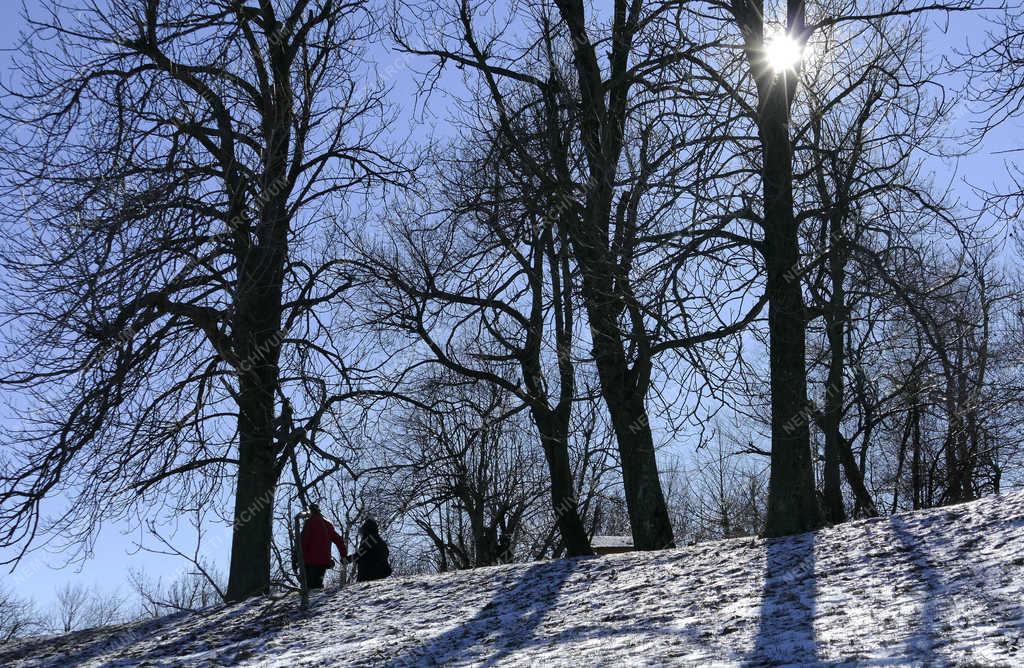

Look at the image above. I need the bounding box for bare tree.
[0,0,402,601]
[352,78,603,555]
[793,13,963,521]
[45,583,124,635]
[896,247,1024,503]
[129,563,224,618]
[392,376,549,569]
[968,5,1024,124]
[391,0,771,550]
[0,586,39,644]
[655,0,972,536]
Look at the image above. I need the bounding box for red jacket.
[301,514,347,566]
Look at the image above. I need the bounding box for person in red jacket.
[298,502,347,589]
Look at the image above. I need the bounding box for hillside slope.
[3,492,1023,667]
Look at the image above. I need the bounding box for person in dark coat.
[299,502,347,589]
[350,518,392,582]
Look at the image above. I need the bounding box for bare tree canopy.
[0,0,1023,616]
[0,0,404,600]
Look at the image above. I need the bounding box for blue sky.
[0,0,1021,615]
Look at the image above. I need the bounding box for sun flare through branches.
[764,32,803,72]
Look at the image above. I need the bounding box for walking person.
[350,518,392,582]
[297,502,348,589]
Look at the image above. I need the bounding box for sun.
[764,33,803,72]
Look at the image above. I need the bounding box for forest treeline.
[1,0,1023,611]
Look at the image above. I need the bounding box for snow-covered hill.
[3,492,1023,667]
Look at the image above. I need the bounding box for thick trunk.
[763,242,820,536]
[944,435,965,503]
[467,502,491,567]
[736,0,822,538]
[759,71,822,538]
[226,214,287,600]
[945,428,971,504]
[822,349,846,523]
[604,390,675,550]
[965,409,980,500]
[527,218,593,558]
[944,345,974,504]
[535,412,594,557]
[911,396,923,510]
[226,375,279,601]
[564,208,674,550]
[549,0,674,551]
[943,380,970,504]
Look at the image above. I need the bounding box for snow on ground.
[2,492,1023,667]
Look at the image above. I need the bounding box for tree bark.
[822,215,847,524]
[552,0,675,551]
[737,0,823,537]
[834,429,878,517]
[943,360,971,504]
[225,271,285,600]
[583,298,674,549]
[225,166,289,600]
[911,393,923,510]
[226,391,279,600]
[762,204,820,536]
[609,394,675,550]
[534,413,594,557]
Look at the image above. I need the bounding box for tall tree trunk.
[822,216,847,524]
[584,302,675,549]
[945,334,979,504]
[956,370,976,503]
[467,498,491,567]
[552,0,675,551]
[608,393,675,550]
[943,364,969,504]
[965,408,980,500]
[891,411,912,513]
[525,217,594,558]
[535,413,594,557]
[226,356,281,601]
[762,207,820,536]
[556,173,675,552]
[739,0,823,537]
[822,357,846,522]
[226,198,288,600]
[225,46,294,597]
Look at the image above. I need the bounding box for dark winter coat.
[353,534,392,582]
[301,514,347,567]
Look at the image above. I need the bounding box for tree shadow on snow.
[748,532,818,666]
[885,511,1024,659]
[117,596,297,665]
[885,508,1024,662]
[383,559,581,667]
[384,556,710,667]
[886,514,944,661]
